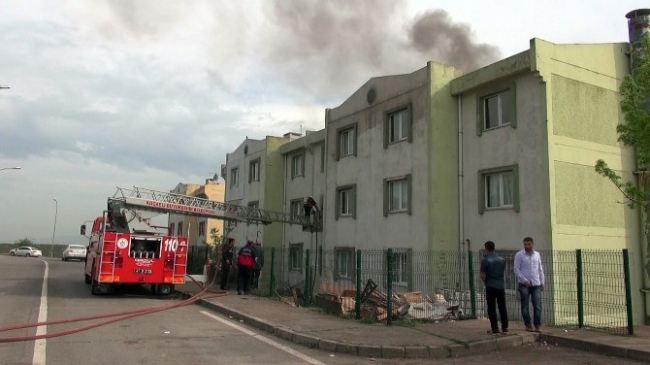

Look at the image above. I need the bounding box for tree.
[595,37,650,280]
[13,238,34,246]
[207,227,225,263]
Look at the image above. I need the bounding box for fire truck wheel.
[155,284,173,295]
[84,273,91,284]
[90,263,100,295]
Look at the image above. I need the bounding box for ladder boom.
[112,186,320,229]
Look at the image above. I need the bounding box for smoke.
[408,10,501,73]
[261,0,501,101]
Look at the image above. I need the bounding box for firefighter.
[236,240,256,295]
[220,238,235,290]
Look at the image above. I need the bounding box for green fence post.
[355,250,362,320]
[468,251,476,319]
[304,249,311,307]
[269,247,276,297]
[576,249,584,328]
[623,249,634,335]
[386,248,393,326]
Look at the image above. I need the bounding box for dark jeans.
[486,287,508,331]
[237,266,253,294]
[219,264,231,290]
[518,284,542,327]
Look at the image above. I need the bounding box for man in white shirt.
[514,236,545,333]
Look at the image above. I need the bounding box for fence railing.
[257,247,634,335]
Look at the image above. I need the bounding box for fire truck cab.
[82,199,187,295]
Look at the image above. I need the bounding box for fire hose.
[0,267,226,343]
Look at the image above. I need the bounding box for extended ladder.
[111,186,322,231]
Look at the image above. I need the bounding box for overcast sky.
[0,0,647,246]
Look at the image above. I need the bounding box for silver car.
[62,244,87,261]
[9,246,43,257]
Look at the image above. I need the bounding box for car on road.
[9,246,43,257]
[62,244,87,261]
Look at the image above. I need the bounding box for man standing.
[219,238,235,290]
[236,240,257,295]
[252,241,264,289]
[480,241,508,334]
[514,236,545,333]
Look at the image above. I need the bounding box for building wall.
[195,180,226,245]
[169,183,202,245]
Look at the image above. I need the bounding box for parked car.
[62,244,87,261]
[9,246,43,257]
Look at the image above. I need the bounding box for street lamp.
[51,198,58,258]
[0,166,21,172]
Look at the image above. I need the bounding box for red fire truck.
[81,186,321,295]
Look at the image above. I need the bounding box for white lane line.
[200,310,326,365]
[32,259,49,365]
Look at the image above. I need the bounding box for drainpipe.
[282,152,288,282]
[458,94,466,291]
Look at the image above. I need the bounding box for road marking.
[200,311,326,365]
[32,259,49,365]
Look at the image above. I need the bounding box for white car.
[9,246,43,257]
[62,244,87,261]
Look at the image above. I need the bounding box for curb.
[185,292,537,359]
[538,333,650,363]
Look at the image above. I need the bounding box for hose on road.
[0,268,227,343]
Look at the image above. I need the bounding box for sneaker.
[525,325,535,332]
[487,329,500,334]
[534,327,543,333]
[502,328,509,333]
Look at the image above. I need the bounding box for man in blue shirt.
[480,240,508,334]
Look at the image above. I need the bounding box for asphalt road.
[0,255,645,365]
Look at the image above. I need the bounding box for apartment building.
[193,179,226,246]
[168,180,225,247]
[223,133,302,251]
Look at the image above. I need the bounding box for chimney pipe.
[626,9,650,71]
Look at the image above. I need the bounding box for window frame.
[177,222,183,236]
[334,247,356,281]
[289,198,303,219]
[249,159,260,183]
[476,83,517,135]
[289,243,303,272]
[230,168,239,188]
[384,104,413,148]
[169,223,175,236]
[478,165,520,214]
[198,221,206,237]
[336,123,358,160]
[383,174,412,216]
[335,184,357,219]
[390,249,413,289]
[291,153,305,179]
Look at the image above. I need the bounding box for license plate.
[134,269,153,275]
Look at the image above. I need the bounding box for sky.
[0,0,647,246]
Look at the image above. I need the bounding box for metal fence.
[259,247,633,335]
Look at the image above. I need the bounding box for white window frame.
[335,247,355,280]
[289,199,302,219]
[230,168,239,188]
[339,128,355,157]
[291,154,304,178]
[289,243,303,272]
[392,251,409,286]
[337,186,355,218]
[388,108,410,143]
[483,91,512,130]
[388,179,409,212]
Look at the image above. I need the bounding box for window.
[479,165,519,214]
[198,222,206,237]
[169,223,175,236]
[335,184,356,219]
[249,159,260,183]
[247,201,260,223]
[391,250,412,287]
[383,175,412,215]
[477,84,516,134]
[334,247,355,280]
[248,201,259,209]
[291,154,304,179]
[230,168,239,188]
[289,199,303,219]
[384,105,412,147]
[289,243,303,272]
[177,222,183,236]
[337,124,357,159]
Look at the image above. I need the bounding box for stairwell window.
[291,153,305,179]
[249,159,260,183]
[230,168,239,188]
[384,104,412,147]
[479,165,520,213]
[477,84,516,135]
[334,247,355,281]
[336,184,356,219]
[337,124,357,159]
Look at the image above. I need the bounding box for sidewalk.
[176,283,650,361]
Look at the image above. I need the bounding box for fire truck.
[81,186,321,295]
